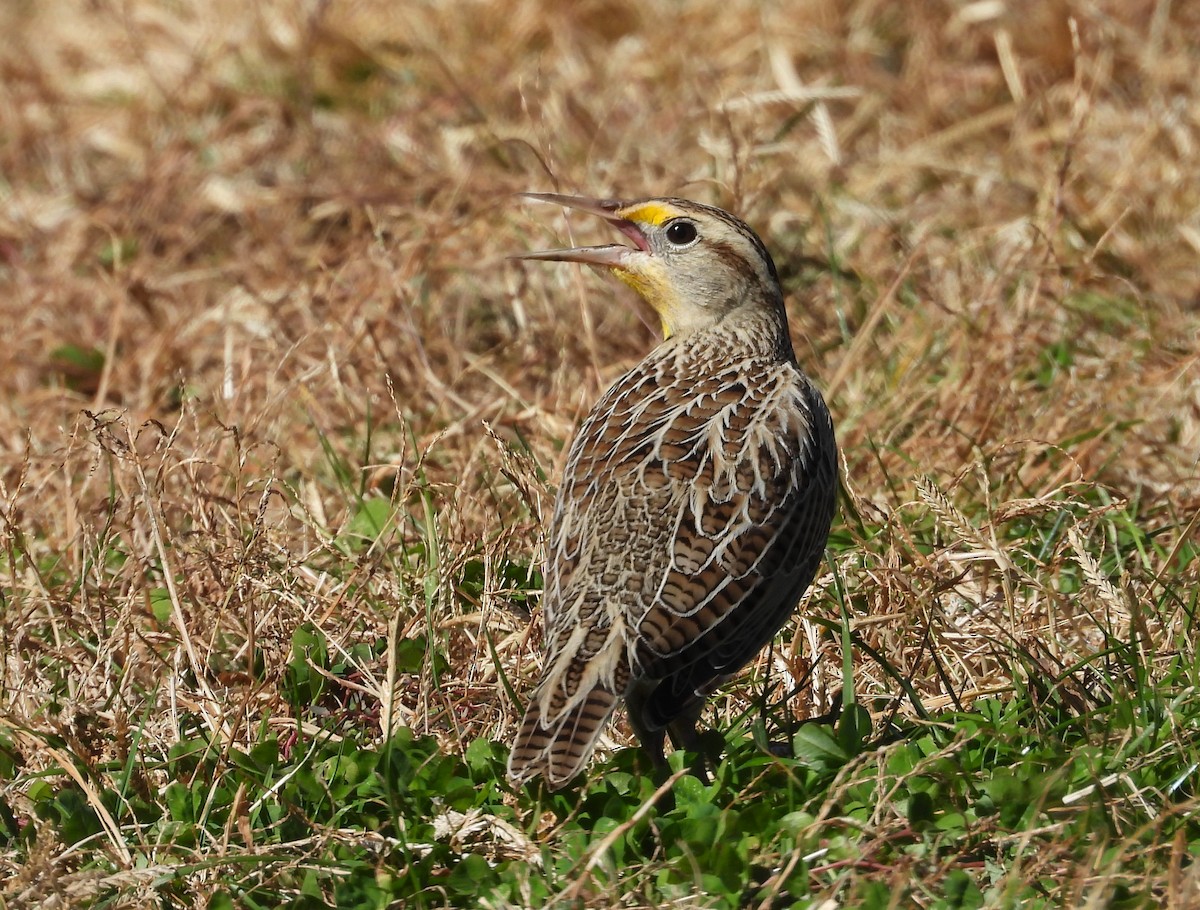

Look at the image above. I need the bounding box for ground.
[0,1,1198,907]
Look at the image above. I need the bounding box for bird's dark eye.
[665,220,698,246]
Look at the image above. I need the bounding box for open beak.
[510,193,651,268]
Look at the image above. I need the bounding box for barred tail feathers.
[507,684,619,789]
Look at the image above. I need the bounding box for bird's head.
[513,193,783,339]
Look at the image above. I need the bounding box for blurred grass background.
[0,0,1198,906]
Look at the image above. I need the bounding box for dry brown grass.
[1,0,1198,904]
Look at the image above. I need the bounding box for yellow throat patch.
[612,260,680,339]
[609,202,684,337]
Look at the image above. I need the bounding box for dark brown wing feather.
[625,365,837,731]
[507,339,836,787]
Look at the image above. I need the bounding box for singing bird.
[507,193,838,789]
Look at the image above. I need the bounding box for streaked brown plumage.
[507,193,838,789]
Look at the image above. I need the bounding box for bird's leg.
[665,707,702,752]
[625,679,668,769]
[628,684,717,782]
[667,701,713,784]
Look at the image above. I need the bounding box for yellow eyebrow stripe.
[619,202,676,226]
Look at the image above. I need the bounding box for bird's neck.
[663,292,795,363]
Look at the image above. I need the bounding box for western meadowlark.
[507,193,838,790]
